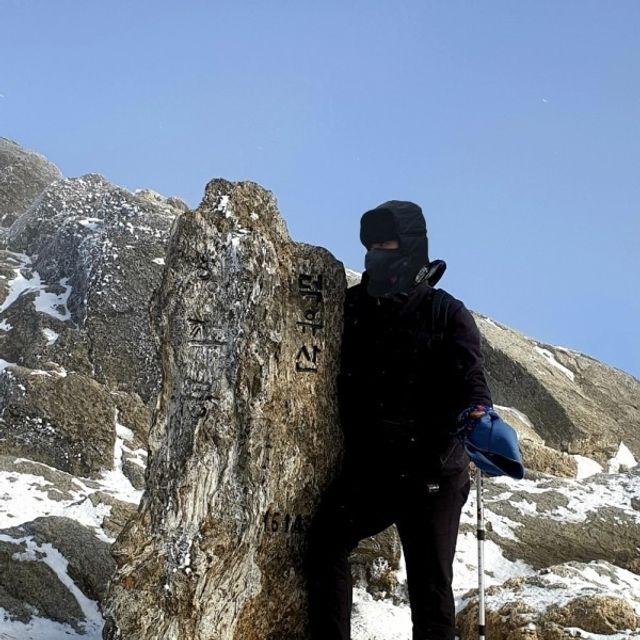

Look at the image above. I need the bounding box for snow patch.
[0,534,103,637]
[0,318,12,331]
[534,346,575,382]
[574,455,604,479]
[77,217,103,231]
[215,195,231,216]
[479,560,640,622]
[152,257,165,265]
[0,606,103,640]
[608,442,637,473]
[483,317,503,330]
[42,328,59,345]
[0,358,16,371]
[0,252,35,313]
[96,409,143,504]
[352,587,412,640]
[0,469,111,540]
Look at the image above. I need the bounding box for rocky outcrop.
[476,314,640,464]
[456,561,640,639]
[462,467,640,574]
[2,139,639,640]
[0,137,62,228]
[103,179,346,640]
[0,173,182,478]
[350,524,403,600]
[0,516,114,637]
[4,173,180,405]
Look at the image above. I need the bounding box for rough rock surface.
[103,179,346,640]
[456,561,640,639]
[0,171,180,478]
[2,516,115,601]
[0,137,62,228]
[476,314,640,464]
[0,516,114,634]
[4,173,178,405]
[350,524,403,600]
[461,468,640,574]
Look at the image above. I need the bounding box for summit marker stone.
[103,179,345,640]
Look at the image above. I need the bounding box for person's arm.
[446,300,492,416]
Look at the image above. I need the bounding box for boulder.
[0,516,113,636]
[2,516,115,601]
[476,314,640,464]
[0,367,116,476]
[350,524,403,601]
[0,538,85,630]
[103,179,346,640]
[456,561,640,639]
[456,467,640,576]
[0,137,62,228]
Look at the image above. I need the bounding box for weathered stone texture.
[1,172,179,479]
[0,137,62,228]
[476,314,640,463]
[103,179,345,640]
[0,516,115,632]
[5,173,178,405]
[456,561,640,639]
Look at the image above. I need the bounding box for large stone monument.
[103,179,345,639]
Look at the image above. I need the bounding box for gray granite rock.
[0,516,114,633]
[3,516,115,601]
[5,173,179,406]
[456,560,640,639]
[0,138,62,228]
[476,314,640,464]
[0,538,85,629]
[1,171,179,480]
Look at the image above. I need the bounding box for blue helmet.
[463,412,525,479]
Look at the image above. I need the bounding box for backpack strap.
[431,288,452,340]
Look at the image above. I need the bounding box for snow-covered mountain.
[0,140,639,640]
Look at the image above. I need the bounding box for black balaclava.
[360,200,429,297]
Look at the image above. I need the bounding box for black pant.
[305,465,470,640]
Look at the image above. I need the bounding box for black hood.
[360,200,429,261]
[360,200,430,297]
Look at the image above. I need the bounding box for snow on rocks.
[456,560,640,639]
[534,345,576,382]
[3,173,180,406]
[608,441,637,473]
[0,137,62,228]
[574,454,604,479]
[0,454,141,542]
[478,315,640,466]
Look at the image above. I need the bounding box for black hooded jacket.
[339,206,492,479]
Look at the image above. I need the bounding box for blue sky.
[2,0,639,378]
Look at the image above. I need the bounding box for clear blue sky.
[2,0,639,378]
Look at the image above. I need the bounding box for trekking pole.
[476,467,486,640]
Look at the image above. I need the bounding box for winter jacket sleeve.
[446,301,492,415]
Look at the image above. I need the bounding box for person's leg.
[395,472,471,640]
[305,469,398,640]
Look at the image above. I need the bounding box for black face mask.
[365,248,416,297]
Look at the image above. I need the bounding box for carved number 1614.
[263,510,305,535]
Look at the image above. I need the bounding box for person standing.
[305,200,496,640]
